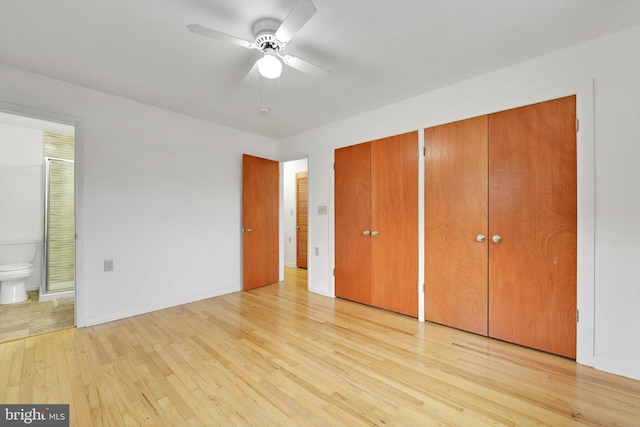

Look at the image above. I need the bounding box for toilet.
[0,241,37,305]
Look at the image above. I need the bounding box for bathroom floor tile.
[0,291,74,343]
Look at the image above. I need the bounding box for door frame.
[278,155,309,286]
[0,101,85,327]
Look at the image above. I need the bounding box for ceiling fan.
[188,0,331,86]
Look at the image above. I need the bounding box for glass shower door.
[45,157,75,293]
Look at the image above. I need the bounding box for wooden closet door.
[371,131,419,317]
[424,117,489,335]
[488,95,577,358]
[296,172,308,268]
[335,142,372,305]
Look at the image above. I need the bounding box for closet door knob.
[243,227,252,233]
[492,234,502,243]
[371,230,379,236]
[362,230,371,236]
[475,234,486,242]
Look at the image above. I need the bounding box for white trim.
[417,130,425,322]
[278,161,285,282]
[594,356,640,381]
[575,81,596,368]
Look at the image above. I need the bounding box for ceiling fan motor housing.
[253,19,284,51]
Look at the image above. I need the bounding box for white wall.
[0,123,43,241]
[283,159,308,267]
[0,122,44,290]
[277,26,640,380]
[0,64,277,326]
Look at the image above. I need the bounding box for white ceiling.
[1,0,639,139]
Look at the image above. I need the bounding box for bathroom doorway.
[0,112,75,342]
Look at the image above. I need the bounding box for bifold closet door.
[424,96,577,358]
[424,116,489,335]
[335,132,419,317]
[296,172,308,269]
[335,142,372,305]
[488,96,577,359]
[371,132,419,317]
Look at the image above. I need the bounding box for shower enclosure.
[41,157,75,299]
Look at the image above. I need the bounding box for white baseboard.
[594,356,640,380]
[84,284,240,327]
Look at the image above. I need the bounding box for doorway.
[283,159,308,286]
[0,111,76,342]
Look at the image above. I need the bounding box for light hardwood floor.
[0,267,638,426]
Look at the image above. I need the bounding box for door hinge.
[576,118,579,132]
[333,163,335,171]
[576,309,580,323]
[333,268,335,276]
[417,282,424,293]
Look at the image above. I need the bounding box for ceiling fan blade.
[242,61,261,87]
[275,0,316,43]
[282,55,331,79]
[187,24,254,49]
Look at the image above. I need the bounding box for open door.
[296,172,308,268]
[242,154,279,290]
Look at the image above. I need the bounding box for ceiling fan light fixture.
[257,51,282,79]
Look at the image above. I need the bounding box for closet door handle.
[492,234,502,243]
[242,227,252,233]
[476,234,486,242]
[371,230,379,237]
[362,230,371,236]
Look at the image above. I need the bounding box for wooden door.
[242,154,279,291]
[488,96,577,358]
[296,172,308,268]
[424,117,489,335]
[371,131,419,317]
[335,142,372,305]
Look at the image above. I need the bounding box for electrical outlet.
[104,259,113,272]
[314,247,319,256]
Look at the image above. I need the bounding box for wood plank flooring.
[0,267,638,426]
